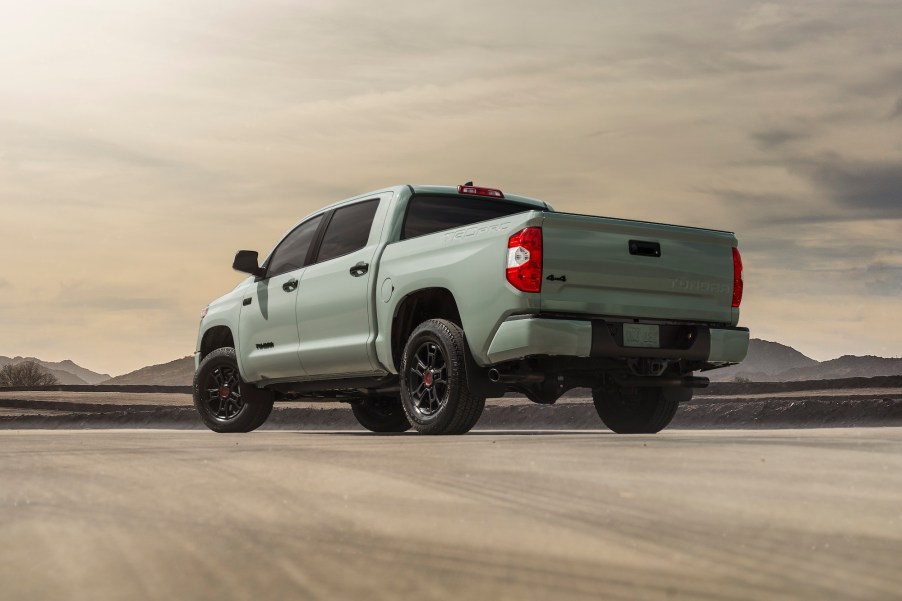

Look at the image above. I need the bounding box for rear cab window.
[314,198,380,263]
[402,195,534,240]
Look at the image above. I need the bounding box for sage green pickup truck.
[194,184,748,435]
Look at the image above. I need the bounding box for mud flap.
[464,337,506,399]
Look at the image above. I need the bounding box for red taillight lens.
[507,227,542,293]
[458,184,505,198]
[732,247,743,308]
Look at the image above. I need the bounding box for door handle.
[282,279,298,292]
[349,262,369,277]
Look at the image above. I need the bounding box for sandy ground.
[1,428,900,601]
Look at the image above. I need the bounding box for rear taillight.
[732,247,743,308]
[507,227,543,293]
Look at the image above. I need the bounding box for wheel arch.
[199,325,235,362]
[390,287,462,372]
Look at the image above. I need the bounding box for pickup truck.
[194,184,748,435]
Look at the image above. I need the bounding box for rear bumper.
[486,316,749,365]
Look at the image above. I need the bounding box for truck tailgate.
[540,212,737,324]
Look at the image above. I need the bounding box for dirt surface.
[1,387,900,429]
[1,428,901,601]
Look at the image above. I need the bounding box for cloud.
[787,154,902,217]
[1,122,177,170]
[862,251,902,295]
[890,97,902,119]
[751,128,809,149]
[72,297,174,312]
[56,281,176,313]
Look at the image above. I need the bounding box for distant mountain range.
[707,339,902,382]
[102,356,195,386]
[0,356,111,385]
[3,339,900,386]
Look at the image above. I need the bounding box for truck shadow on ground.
[300,430,615,437]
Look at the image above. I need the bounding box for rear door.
[540,212,737,323]
[295,197,383,377]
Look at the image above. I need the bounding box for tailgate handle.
[629,240,661,258]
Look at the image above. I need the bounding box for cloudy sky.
[1,0,900,376]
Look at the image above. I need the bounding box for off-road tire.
[400,319,486,435]
[193,347,275,433]
[591,386,681,434]
[351,396,412,433]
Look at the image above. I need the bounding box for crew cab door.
[295,197,384,377]
[238,214,323,382]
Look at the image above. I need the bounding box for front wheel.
[193,347,274,433]
[351,397,411,433]
[399,319,485,435]
[591,386,682,434]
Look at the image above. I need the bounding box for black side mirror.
[232,250,265,277]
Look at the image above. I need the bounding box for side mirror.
[232,250,265,277]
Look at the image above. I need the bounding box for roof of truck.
[313,184,552,215]
[408,185,552,211]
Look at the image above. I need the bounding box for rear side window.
[267,214,323,277]
[402,195,529,240]
[315,198,380,263]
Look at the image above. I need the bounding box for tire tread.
[400,319,485,435]
[193,347,274,433]
[592,386,678,434]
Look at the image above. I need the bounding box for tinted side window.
[267,214,323,277]
[315,199,380,263]
[402,195,528,240]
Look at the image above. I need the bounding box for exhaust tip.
[488,368,500,383]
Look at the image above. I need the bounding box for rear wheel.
[193,347,274,433]
[591,386,681,434]
[351,396,411,433]
[400,319,485,435]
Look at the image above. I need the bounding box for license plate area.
[622,323,660,348]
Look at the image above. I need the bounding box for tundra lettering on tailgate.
[670,278,730,294]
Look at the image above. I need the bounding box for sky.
[1,0,900,376]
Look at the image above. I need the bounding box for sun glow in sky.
[1,0,900,375]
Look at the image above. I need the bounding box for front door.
[237,213,323,382]
[238,270,305,381]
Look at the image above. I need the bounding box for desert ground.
[1,381,900,600]
[1,428,901,601]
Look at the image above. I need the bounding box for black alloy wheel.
[407,341,449,418]
[205,364,244,420]
[193,347,274,433]
[399,319,485,435]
